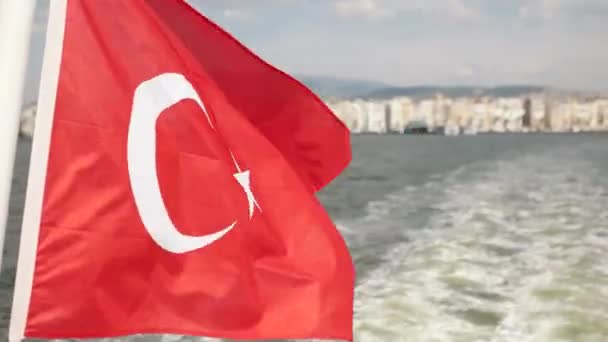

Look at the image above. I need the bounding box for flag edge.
[174,0,352,191]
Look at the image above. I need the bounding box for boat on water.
[444,124,460,136]
[463,126,478,135]
[403,121,430,134]
[402,122,477,136]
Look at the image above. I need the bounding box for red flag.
[10,0,353,341]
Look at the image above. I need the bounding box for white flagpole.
[0,0,37,273]
[9,0,66,340]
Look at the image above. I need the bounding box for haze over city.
[23,0,608,105]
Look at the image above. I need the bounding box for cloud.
[334,0,392,19]
[332,0,479,20]
[455,65,475,78]
[222,8,254,21]
[519,0,608,21]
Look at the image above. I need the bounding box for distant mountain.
[363,86,479,99]
[294,75,549,100]
[294,75,390,99]
[362,85,547,100]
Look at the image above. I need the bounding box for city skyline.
[23,0,608,104]
[325,94,608,135]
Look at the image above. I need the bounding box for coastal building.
[399,97,415,130]
[471,100,490,133]
[597,100,608,129]
[432,94,450,129]
[386,97,416,133]
[496,98,524,132]
[325,94,607,134]
[387,98,403,133]
[548,101,573,132]
[366,101,387,133]
[480,98,497,132]
[449,99,472,131]
[327,101,356,131]
[351,99,370,133]
[415,100,434,129]
[572,102,595,131]
[530,96,547,131]
[523,98,532,129]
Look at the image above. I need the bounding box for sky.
[24,0,608,103]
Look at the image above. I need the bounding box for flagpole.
[9,0,66,340]
[0,0,37,273]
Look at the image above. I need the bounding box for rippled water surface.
[2,134,608,342]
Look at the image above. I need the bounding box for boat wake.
[339,146,608,342]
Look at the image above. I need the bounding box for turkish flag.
[10,0,353,341]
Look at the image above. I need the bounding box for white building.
[327,101,355,131]
[471,101,489,133]
[596,100,608,129]
[530,97,547,131]
[572,102,596,131]
[366,101,387,133]
[387,97,414,133]
[432,95,450,128]
[415,100,434,128]
[326,99,372,133]
[350,99,369,133]
[548,101,574,132]
[496,98,524,132]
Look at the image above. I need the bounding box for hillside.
[295,75,548,100]
[294,75,390,99]
[363,85,547,100]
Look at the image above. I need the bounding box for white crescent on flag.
[127,73,258,254]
